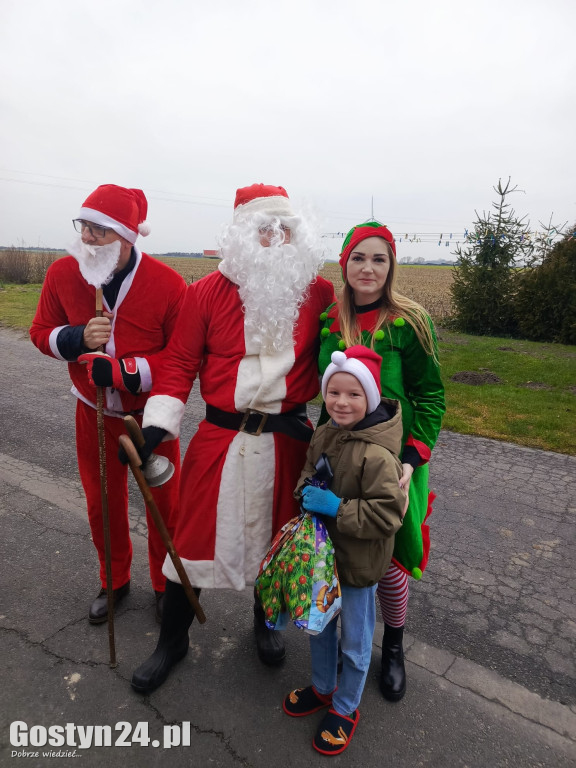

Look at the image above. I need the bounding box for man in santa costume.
[129,183,335,694]
[30,184,186,624]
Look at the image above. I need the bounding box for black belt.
[205,404,313,442]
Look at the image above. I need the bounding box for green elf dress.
[318,302,445,579]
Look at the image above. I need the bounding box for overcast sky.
[1,0,574,262]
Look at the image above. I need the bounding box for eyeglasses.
[72,219,111,239]
[258,224,290,235]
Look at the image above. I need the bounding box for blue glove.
[301,485,341,518]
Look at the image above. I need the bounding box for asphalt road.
[1,326,575,767]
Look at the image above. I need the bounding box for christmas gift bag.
[255,511,342,635]
[255,513,302,631]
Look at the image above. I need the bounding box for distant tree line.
[160,252,204,258]
[0,246,65,253]
[0,248,210,285]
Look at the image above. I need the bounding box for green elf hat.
[339,221,396,279]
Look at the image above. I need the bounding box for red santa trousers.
[75,399,180,591]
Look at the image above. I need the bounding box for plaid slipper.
[283,685,333,717]
[313,708,360,755]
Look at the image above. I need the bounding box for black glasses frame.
[72,219,110,239]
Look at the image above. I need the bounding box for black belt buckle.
[239,409,269,436]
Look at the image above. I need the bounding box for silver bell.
[143,453,175,488]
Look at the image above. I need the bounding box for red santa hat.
[78,184,151,244]
[233,183,294,222]
[321,345,383,414]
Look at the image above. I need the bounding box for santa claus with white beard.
[129,183,335,694]
[30,185,187,625]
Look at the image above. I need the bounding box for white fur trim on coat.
[143,394,186,439]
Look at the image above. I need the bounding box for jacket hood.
[327,396,403,457]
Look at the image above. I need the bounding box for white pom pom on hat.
[138,221,151,237]
[322,345,383,414]
[330,350,347,366]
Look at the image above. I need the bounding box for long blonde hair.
[338,241,439,364]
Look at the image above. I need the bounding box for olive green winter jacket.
[294,397,406,588]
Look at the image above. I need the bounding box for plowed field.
[158,257,455,320]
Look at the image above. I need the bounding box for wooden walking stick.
[119,419,206,623]
[95,287,117,667]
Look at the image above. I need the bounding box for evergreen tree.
[514,224,576,345]
[450,178,532,336]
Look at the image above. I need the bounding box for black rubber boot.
[131,580,201,694]
[254,588,285,666]
[380,624,406,702]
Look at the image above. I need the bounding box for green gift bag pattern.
[255,512,341,635]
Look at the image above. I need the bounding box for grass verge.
[0,284,43,328]
[1,283,574,455]
[438,329,575,455]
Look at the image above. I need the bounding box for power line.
[0,172,570,242]
[0,171,230,208]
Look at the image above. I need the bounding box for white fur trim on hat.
[233,195,294,221]
[78,207,138,244]
[322,349,381,414]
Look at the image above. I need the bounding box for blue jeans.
[310,583,377,716]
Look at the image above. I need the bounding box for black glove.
[118,425,167,466]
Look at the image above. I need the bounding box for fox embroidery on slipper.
[320,725,348,746]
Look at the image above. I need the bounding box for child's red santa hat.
[233,183,294,222]
[78,184,151,244]
[322,345,383,414]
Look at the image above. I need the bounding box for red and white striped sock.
[377,563,409,627]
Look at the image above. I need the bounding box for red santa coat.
[30,250,186,413]
[30,250,187,590]
[143,269,335,590]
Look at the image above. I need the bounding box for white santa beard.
[219,217,325,353]
[67,236,122,288]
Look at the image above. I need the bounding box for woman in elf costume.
[318,221,445,701]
